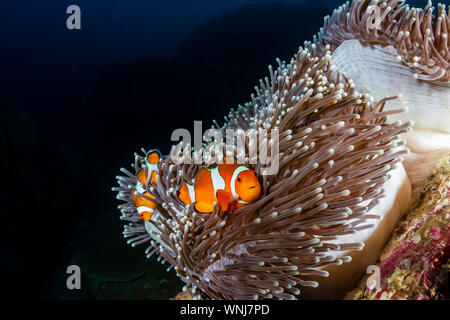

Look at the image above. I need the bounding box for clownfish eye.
[254,171,257,177]
[237,178,242,182]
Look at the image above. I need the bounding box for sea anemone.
[113,0,449,299]
[308,0,450,198]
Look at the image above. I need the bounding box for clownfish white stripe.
[230,166,251,198]
[137,206,154,215]
[209,166,226,197]
[187,183,196,203]
[136,182,146,194]
[146,163,158,172]
[146,164,159,183]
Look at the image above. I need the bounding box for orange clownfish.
[131,150,262,219]
[130,149,161,221]
[178,160,262,213]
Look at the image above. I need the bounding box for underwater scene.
[1,0,449,302]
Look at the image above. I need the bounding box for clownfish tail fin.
[146,149,162,166]
[143,148,162,186]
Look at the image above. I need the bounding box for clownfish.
[178,160,261,213]
[130,149,161,222]
[131,150,262,219]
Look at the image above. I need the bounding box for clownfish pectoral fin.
[178,182,192,205]
[146,149,161,165]
[194,201,215,213]
[216,190,233,212]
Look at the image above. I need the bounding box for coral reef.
[346,153,450,299]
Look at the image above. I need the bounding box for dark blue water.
[0,0,431,299]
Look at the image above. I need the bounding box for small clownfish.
[178,160,262,213]
[130,149,161,221]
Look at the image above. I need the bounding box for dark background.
[0,0,428,299]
